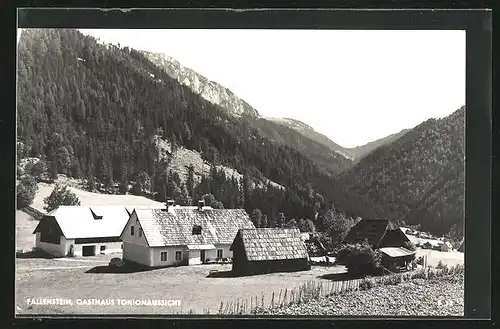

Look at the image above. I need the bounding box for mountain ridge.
[140,49,354,175]
[346,128,411,161]
[140,50,260,118]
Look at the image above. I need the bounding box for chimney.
[197,200,205,211]
[164,199,175,211]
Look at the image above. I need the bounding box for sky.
[34,29,466,148]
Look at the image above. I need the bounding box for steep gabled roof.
[343,218,398,247]
[134,207,255,247]
[232,228,309,261]
[33,206,131,239]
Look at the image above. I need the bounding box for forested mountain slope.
[16,28,372,228]
[268,117,355,160]
[16,28,464,238]
[141,50,260,118]
[141,50,353,175]
[247,117,353,174]
[346,128,411,161]
[337,107,465,236]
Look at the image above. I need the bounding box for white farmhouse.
[120,201,255,268]
[32,206,133,257]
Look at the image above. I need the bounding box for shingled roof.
[132,207,255,247]
[231,228,309,261]
[344,218,399,247]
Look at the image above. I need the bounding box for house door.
[82,245,96,256]
[200,250,206,263]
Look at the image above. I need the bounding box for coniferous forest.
[16,28,465,241]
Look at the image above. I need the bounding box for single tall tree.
[43,184,81,212]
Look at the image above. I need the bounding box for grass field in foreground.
[16,258,346,315]
[16,210,38,251]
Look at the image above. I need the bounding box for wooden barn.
[230,228,310,275]
[120,201,255,268]
[343,219,415,271]
[32,206,132,257]
[343,218,410,249]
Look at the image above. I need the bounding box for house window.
[139,228,142,237]
[175,251,182,261]
[192,225,202,235]
[131,226,134,236]
[161,251,168,262]
[217,249,223,259]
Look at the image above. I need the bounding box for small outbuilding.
[379,247,416,272]
[230,228,310,275]
[440,241,453,252]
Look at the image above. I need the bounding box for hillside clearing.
[30,182,164,214]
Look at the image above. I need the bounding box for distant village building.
[343,219,411,249]
[440,241,453,252]
[458,237,465,252]
[230,228,310,275]
[33,206,132,257]
[120,200,255,268]
[301,233,327,257]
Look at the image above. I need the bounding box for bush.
[382,274,403,285]
[344,241,382,277]
[28,160,47,182]
[403,241,416,251]
[335,244,356,264]
[359,277,375,290]
[16,176,38,209]
[436,260,447,270]
[411,268,427,279]
[43,183,81,212]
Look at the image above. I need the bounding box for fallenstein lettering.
[26,298,73,306]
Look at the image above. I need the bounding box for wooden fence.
[22,206,45,220]
[215,264,464,315]
[217,278,364,315]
